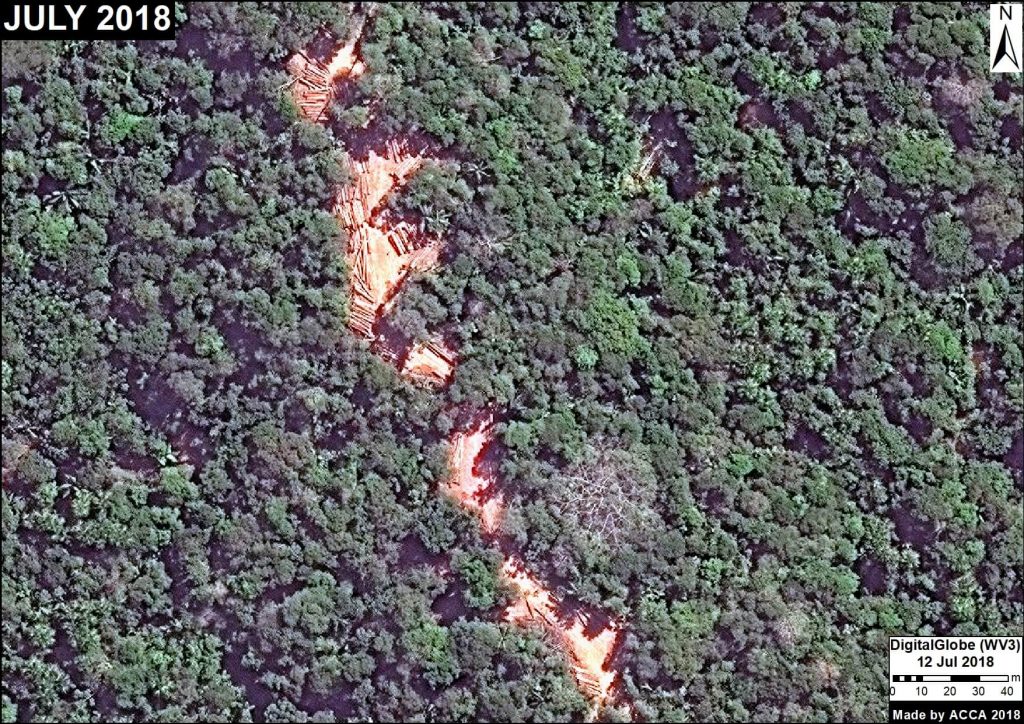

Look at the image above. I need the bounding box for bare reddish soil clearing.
[503,558,621,706]
[444,417,504,533]
[287,31,364,122]
[336,141,441,339]
[289,25,627,712]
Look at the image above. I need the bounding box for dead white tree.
[548,439,660,547]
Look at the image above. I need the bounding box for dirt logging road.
[287,17,627,715]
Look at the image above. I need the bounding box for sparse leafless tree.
[547,438,661,547]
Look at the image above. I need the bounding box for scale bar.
[893,675,1010,682]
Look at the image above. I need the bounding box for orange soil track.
[335,141,441,339]
[502,558,621,706]
[444,417,504,533]
[290,26,626,713]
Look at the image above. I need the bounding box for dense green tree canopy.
[2,3,1021,722]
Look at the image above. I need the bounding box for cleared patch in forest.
[286,22,365,123]
[289,25,628,712]
[336,140,441,339]
[444,416,504,533]
[502,557,621,706]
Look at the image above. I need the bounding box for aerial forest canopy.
[1,2,1022,722]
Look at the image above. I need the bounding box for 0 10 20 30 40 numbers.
[890,636,1023,703]
[890,684,1017,698]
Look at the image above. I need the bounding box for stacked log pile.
[286,52,334,122]
[401,340,456,386]
[335,142,440,339]
[501,558,621,706]
[286,28,365,123]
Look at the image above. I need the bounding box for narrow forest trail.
[287,21,627,716]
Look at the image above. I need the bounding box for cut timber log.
[287,24,366,123]
[401,340,456,386]
[338,143,440,341]
[501,557,620,706]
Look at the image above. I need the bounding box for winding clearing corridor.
[288,22,626,714]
